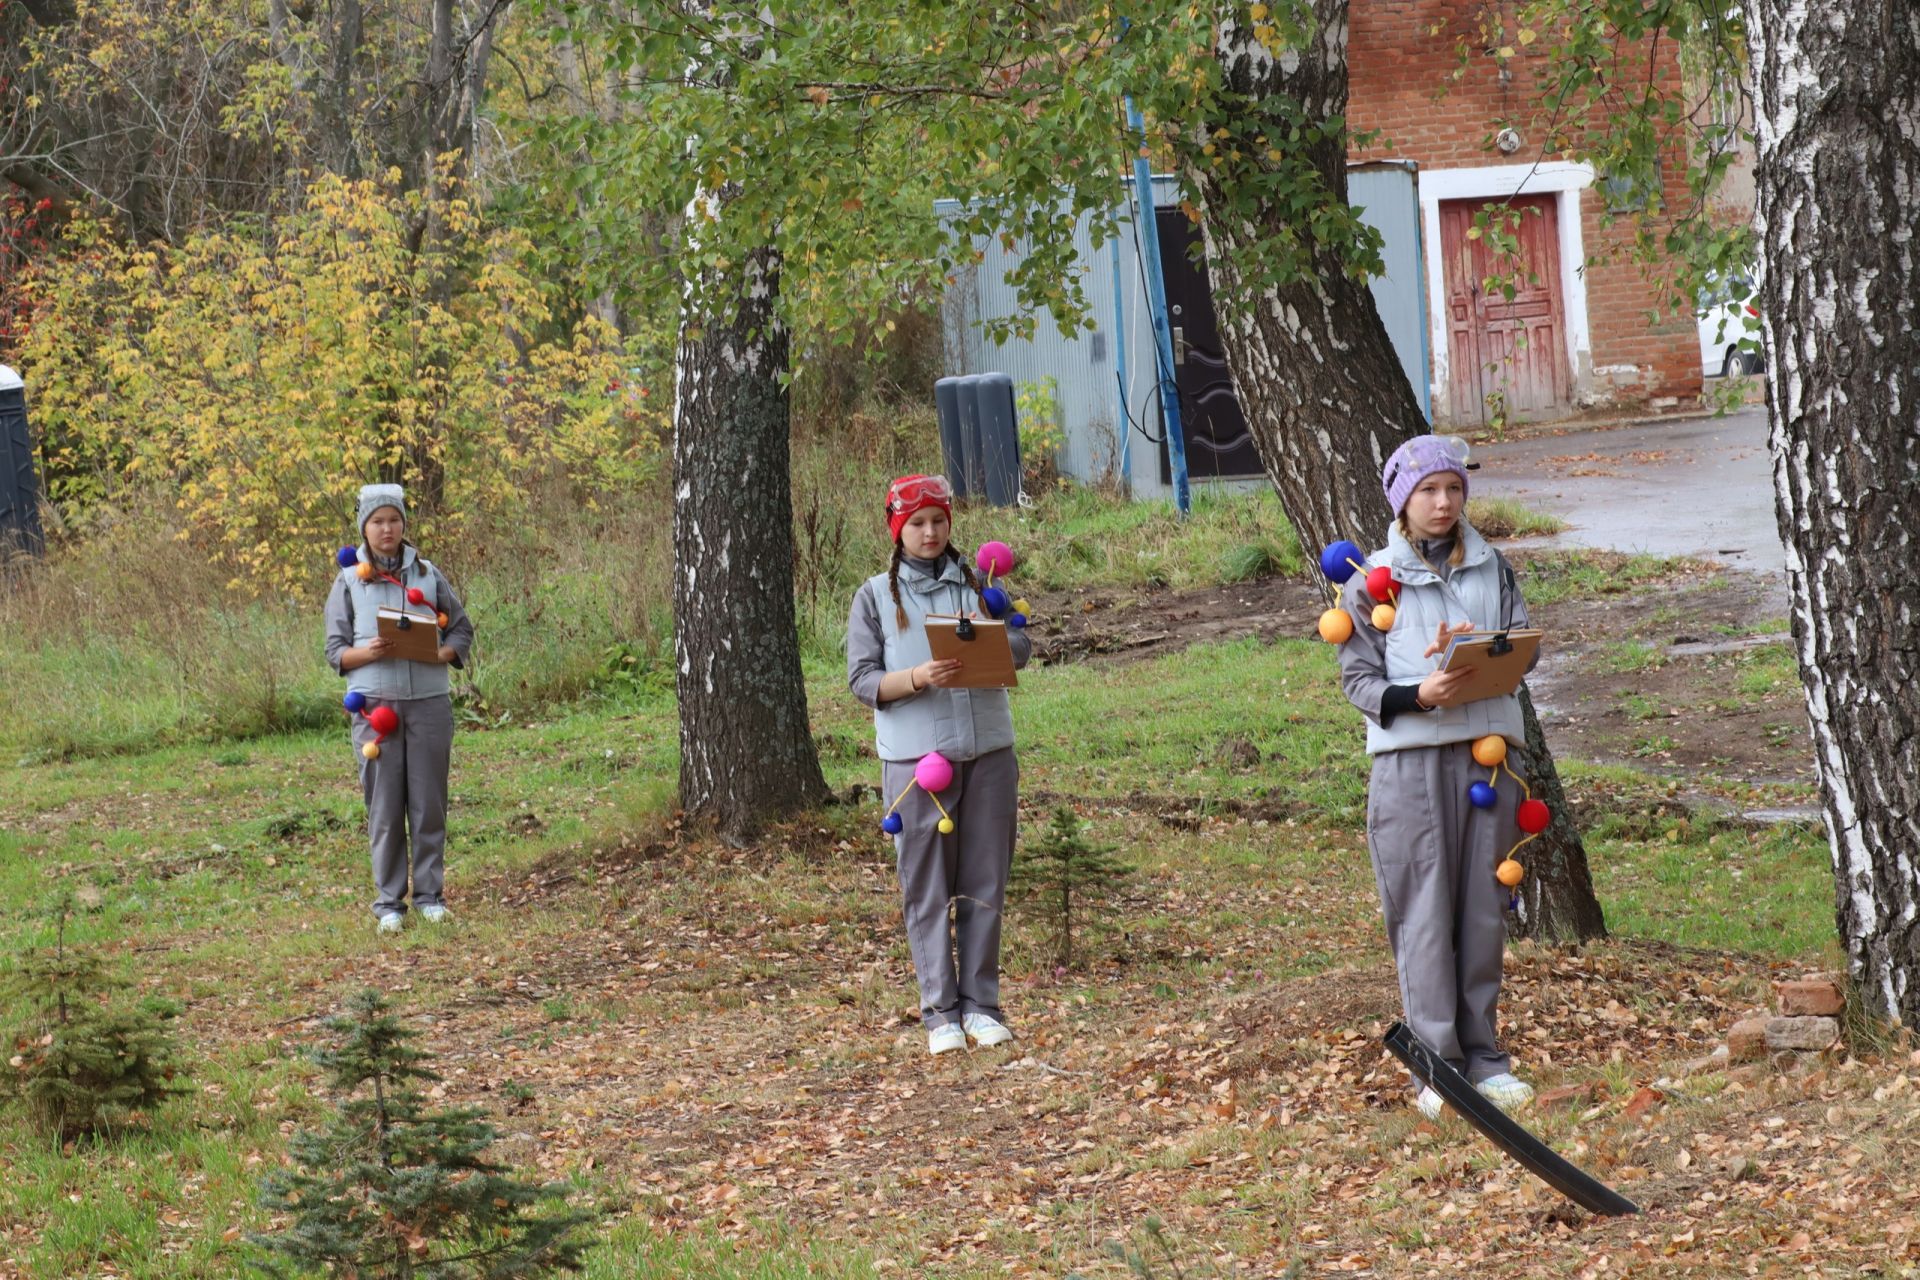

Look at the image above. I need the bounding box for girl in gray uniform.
[323,484,474,934]
[847,474,1032,1055]
[1337,436,1537,1119]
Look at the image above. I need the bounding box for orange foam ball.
[1370,603,1396,631]
[1472,735,1508,768]
[1496,859,1525,887]
[436,611,450,629]
[1317,608,1354,644]
[355,562,375,582]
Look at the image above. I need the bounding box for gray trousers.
[883,746,1018,1030]
[350,694,453,918]
[1366,740,1515,1086]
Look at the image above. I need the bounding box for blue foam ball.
[343,691,367,714]
[881,813,904,835]
[1468,781,1498,810]
[980,586,1010,618]
[337,546,359,569]
[1320,540,1364,583]
[1007,612,1028,629]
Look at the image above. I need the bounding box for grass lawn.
[4,592,1892,1279]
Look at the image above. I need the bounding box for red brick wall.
[1347,0,1702,416]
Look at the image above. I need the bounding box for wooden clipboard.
[924,614,1018,688]
[376,607,442,663]
[1436,628,1541,701]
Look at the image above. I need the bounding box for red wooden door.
[1440,195,1570,425]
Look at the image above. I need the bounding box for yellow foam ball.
[1013,598,1030,615]
[937,817,955,835]
[1371,603,1396,631]
[1317,608,1354,644]
[1496,859,1526,887]
[355,561,375,582]
[361,742,381,760]
[1472,734,1509,768]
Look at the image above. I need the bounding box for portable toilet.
[0,365,44,557]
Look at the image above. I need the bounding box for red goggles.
[885,474,954,515]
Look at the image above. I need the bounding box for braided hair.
[888,541,983,631]
[888,542,908,631]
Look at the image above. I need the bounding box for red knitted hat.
[885,474,954,543]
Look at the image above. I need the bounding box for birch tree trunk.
[1744,0,1920,1023]
[1190,0,1607,942]
[673,199,831,842]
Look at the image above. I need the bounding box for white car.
[1698,273,1764,378]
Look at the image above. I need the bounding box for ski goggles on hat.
[885,474,954,515]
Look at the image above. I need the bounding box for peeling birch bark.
[1745,0,1920,1023]
[673,187,831,842]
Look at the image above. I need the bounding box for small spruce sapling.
[0,893,186,1139]
[1010,807,1132,970]
[251,988,592,1279]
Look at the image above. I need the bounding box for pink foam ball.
[975,541,1016,577]
[914,752,954,794]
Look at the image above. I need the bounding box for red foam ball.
[1516,798,1551,834]
[1366,565,1399,603]
[366,705,399,736]
[406,587,426,605]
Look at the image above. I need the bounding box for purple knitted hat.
[1382,435,1471,515]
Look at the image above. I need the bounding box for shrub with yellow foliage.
[21,172,662,594]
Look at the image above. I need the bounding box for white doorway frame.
[1417,161,1596,418]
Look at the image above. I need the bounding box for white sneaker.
[1414,1086,1444,1120]
[927,1023,968,1056]
[962,1012,1014,1047]
[418,904,450,924]
[376,912,405,935]
[1475,1073,1535,1112]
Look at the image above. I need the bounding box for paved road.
[1470,408,1786,578]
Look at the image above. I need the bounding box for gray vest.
[340,545,451,701]
[865,559,1016,763]
[1364,523,1526,755]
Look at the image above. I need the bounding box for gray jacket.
[1338,523,1530,754]
[846,554,1032,763]
[323,545,474,701]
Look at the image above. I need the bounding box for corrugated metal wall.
[939,168,1430,502]
[1349,162,1432,421]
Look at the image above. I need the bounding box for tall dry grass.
[2,406,1307,761]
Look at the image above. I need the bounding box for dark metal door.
[0,375,43,557]
[1155,209,1264,483]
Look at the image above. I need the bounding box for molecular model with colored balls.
[335,546,453,630]
[1311,538,1403,642]
[1467,734,1555,906]
[880,752,959,835]
[343,692,400,759]
[973,541,1032,629]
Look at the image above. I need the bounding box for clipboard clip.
[1488,630,1512,657]
[954,617,975,641]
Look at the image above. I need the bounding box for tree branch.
[17,0,78,27]
[0,161,77,220]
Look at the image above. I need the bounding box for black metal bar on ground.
[1384,1022,1639,1217]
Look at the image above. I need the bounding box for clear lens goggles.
[887,474,954,513]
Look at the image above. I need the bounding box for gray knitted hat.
[356,483,407,535]
[1382,435,1471,516]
